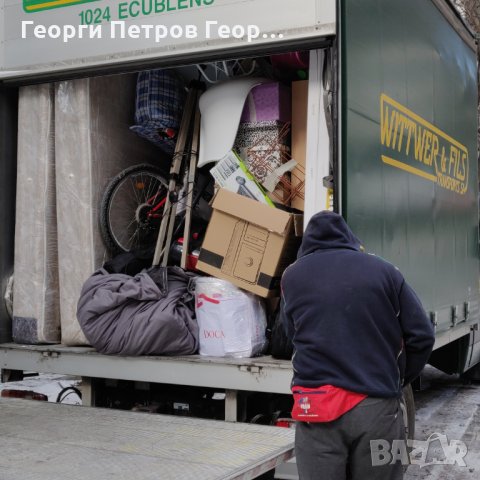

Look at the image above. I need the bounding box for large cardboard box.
[197,189,302,297]
[291,80,308,211]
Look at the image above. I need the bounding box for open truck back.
[0,0,479,477]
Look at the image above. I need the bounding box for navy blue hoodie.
[281,211,435,398]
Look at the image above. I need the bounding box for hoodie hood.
[297,211,362,258]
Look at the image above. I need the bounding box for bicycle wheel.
[100,163,168,255]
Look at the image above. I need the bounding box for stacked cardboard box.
[197,189,302,298]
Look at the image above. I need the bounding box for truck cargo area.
[0,343,293,420]
[0,48,329,480]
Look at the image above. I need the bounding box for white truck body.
[1,0,335,78]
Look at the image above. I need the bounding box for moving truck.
[0,0,478,476]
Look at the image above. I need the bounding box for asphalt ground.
[405,366,480,479]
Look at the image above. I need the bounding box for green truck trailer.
[0,1,478,474]
[341,0,480,377]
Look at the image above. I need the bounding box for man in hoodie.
[280,211,435,480]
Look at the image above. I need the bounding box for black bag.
[269,308,294,360]
[103,246,154,276]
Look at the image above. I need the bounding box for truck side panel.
[340,0,479,336]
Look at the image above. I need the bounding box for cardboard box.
[197,189,303,298]
[291,80,308,211]
[240,82,291,123]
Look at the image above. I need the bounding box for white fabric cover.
[13,84,60,344]
[55,75,161,345]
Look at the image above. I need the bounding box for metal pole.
[181,104,201,269]
[152,87,197,267]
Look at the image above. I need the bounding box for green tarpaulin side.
[340,0,479,332]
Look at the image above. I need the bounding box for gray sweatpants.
[295,397,405,480]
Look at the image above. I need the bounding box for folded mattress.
[55,75,161,345]
[13,84,60,344]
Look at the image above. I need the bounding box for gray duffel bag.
[77,266,198,356]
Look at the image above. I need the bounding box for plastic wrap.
[4,275,13,320]
[195,277,267,358]
[55,75,161,345]
[12,84,60,344]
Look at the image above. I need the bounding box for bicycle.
[100,163,169,255]
[100,163,213,257]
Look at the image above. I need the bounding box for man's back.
[281,211,435,480]
[281,212,434,398]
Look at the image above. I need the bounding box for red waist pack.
[291,385,367,422]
